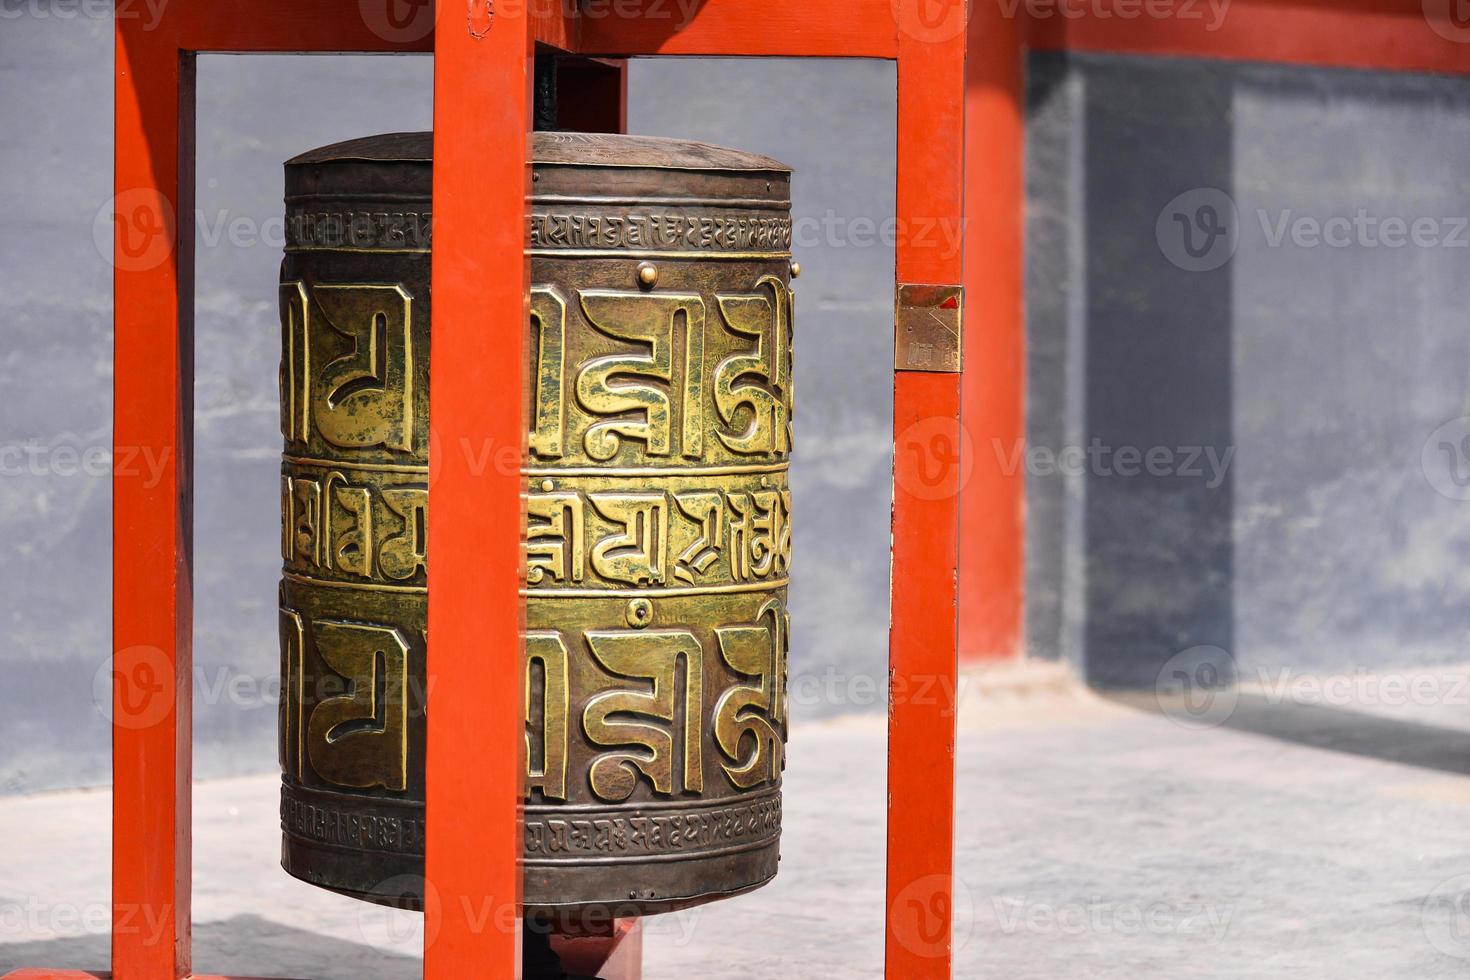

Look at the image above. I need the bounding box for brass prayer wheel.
[277,131,794,916]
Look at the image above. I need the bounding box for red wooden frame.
[17,1,1464,978]
[956,0,1470,665]
[1,2,964,978]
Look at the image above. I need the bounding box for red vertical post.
[424,1,534,977]
[113,16,193,980]
[958,0,1025,663]
[886,1,967,977]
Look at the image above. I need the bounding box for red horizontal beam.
[148,0,901,57]
[576,0,899,57]
[172,0,434,52]
[1030,0,1470,75]
[532,0,579,51]
[129,0,1470,73]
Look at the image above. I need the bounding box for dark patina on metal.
[278,132,794,916]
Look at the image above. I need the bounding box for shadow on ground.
[0,914,421,979]
[1108,690,1470,776]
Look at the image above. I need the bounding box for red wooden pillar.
[112,14,194,979]
[886,1,968,975]
[423,2,536,976]
[958,0,1026,664]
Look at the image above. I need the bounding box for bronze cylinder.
[277,132,794,916]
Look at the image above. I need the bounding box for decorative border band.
[283,207,794,253]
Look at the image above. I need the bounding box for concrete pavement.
[5,664,1470,977]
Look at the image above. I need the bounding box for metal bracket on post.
[895,283,965,374]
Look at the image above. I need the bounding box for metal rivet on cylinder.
[637,262,659,289]
[790,261,802,280]
[625,597,654,629]
[540,479,554,493]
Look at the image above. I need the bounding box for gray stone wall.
[0,8,898,794]
[1026,52,1470,688]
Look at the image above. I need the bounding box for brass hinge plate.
[894,283,964,373]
